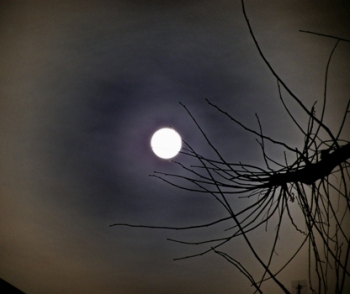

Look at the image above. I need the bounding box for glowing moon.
[151,128,182,159]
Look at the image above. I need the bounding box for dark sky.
[1,1,350,293]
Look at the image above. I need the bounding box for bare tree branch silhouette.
[111,1,350,293]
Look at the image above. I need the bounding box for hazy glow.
[151,128,182,159]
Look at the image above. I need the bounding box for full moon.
[151,128,182,159]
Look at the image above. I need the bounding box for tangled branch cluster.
[111,1,350,293]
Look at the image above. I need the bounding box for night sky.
[1,1,350,293]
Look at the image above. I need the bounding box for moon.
[151,128,182,159]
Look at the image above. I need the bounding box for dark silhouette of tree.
[111,1,350,293]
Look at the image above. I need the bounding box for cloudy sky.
[1,1,350,293]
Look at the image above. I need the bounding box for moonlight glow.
[151,128,182,159]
